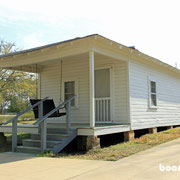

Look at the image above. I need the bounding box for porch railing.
[95,97,111,123]
[3,97,48,152]
[1,96,75,152]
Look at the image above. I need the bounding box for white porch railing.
[95,97,111,123]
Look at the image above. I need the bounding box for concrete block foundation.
[167,126,173,129]
[86,136,100,150]
[77,136,100,151]
[149,128,157,134]
[124,131,134,141]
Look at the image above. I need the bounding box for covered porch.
[0,54,130,129]
[0,35,131,152]
[38,50,129,127]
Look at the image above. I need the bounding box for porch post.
[39,101,46,152]
[89,51,95,128]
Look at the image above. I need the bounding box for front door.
[95,68,111,123]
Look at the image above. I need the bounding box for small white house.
[0,34,180,153]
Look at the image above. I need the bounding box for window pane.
[151,94,157,106]
[65,94,75,106]
[151,81,156,93]
[64,81,75,106]
[65,81,75,94]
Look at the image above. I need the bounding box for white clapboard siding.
[40,55,128,124]
[129,60,180,130]
[40,58,89,124]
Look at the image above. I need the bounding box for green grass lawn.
[5,133,31,140]
[39,127,180,161]
[0,114,36,125]
[0,115,15,124]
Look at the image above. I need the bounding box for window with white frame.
[150,80,157,107]
[64,81,75,106]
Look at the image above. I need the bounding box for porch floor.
[0,123,130,136]
[47,123,128,128]
[47,123,131,136]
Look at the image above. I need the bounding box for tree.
[0,40,37,114]
[0,40,16,91]
[0,40,16,55]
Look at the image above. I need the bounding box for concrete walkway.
[1,138,180,180]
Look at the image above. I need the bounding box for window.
[64,81,75,106]
[150,80,157,108]
[63,78,78,108]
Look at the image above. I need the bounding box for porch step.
[22,139,62,148]
[31,133,69,141]
[16,128,77,154]
[16,146,41,154]
[46,128,69,134]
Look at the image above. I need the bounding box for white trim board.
[78,125,130,136]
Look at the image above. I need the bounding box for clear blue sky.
[0,0,180,68]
